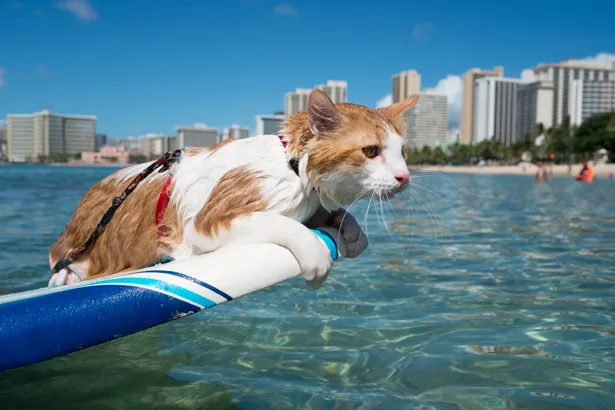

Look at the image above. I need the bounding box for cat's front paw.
[330,209,369,259]
[298,231,334,290]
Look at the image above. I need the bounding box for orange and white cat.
[48,90,418,289]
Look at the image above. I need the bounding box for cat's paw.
[330,209,369,259]
[48,268,82,287]
[298,231,334,290]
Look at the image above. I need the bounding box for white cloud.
[273,3,298,16]
[0,68,5,89]
[576,52,615,68]
[56,0,97,22]
[520,69,535,82]
[519,52,615,83]
[376,93,392,108]
[435,74,463,129]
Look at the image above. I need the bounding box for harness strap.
[52,148,183,274]
[155,176,173,237]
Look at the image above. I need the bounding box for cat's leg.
[48,254,87,287]
[186,212,334,289]
[305,206,368,259]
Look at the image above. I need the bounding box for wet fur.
[49,91,418,288]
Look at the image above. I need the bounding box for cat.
[48,89,418,289]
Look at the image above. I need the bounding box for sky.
[1,0,614,139]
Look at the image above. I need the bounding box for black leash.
[51,149,183,274]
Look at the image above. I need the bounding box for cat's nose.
[395,170,410,185]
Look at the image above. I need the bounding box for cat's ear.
[308,89,342,136]
[377,95,420,119]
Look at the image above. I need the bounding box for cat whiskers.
[406,182,441,241]
[336,185,369,248]
[377,192,396,242]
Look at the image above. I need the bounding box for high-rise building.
[140,133,178,157]
[255,114,285,136]
[532,59,615,126]
[284,80,348,118]
[176,123,219,148]
[95,133,107,150]
[404,89,448,148]
[7,110,96,162]
[284,88,311,118]
[516,80,555,139]
[569,79,615,126]
[392,69,421,103]
[460,66,504,143]
[222,124,250,140]
[315,80,348,104]
[472,77,524,145]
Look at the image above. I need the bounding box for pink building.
[79,144,131,165]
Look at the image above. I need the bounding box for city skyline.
[1,0,614,138]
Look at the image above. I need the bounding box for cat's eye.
[401,146,408,158]
[362,145,380,159]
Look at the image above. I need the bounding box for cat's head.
[283,89,419,211]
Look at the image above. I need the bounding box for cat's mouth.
[383,180,411,197]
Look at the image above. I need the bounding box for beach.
[413,162,615,177]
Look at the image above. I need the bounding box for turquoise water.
[1,164,615,409]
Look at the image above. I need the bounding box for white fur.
[167,135,332,288]
[362,123,409,194]
[48,134,369,289]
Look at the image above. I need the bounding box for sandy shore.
[411,163,615,177]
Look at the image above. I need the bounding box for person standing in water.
[536,161,548,182]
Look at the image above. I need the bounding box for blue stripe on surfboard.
[0,284,200,373]
[85,277,217,308]
[142,269,233,301]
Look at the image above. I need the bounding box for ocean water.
[1,164,615,409]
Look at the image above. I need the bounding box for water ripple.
[1,167,615,409]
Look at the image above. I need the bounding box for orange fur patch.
[49,171,180,278]
[282,103,406,183]
[194,166,269,238]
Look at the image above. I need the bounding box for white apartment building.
[392,69,421,103]
[316,80,347,104]
[569,79,615,126]
[176,123,219,148]
[140,133,178,157]
[222,124,250,140]
[284,88,311,118]
[472,77,524,145]
[516,80,554,139]
[255,114,285,136]
[284,80,348,118]
[7,110,96,162]
[532,59,615,126]
[405,89,448,148]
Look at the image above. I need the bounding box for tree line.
[406,111,615,165]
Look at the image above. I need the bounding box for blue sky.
[1,0,614,139]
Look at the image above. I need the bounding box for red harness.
[155,176,173,238]
[155,136,313,237]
